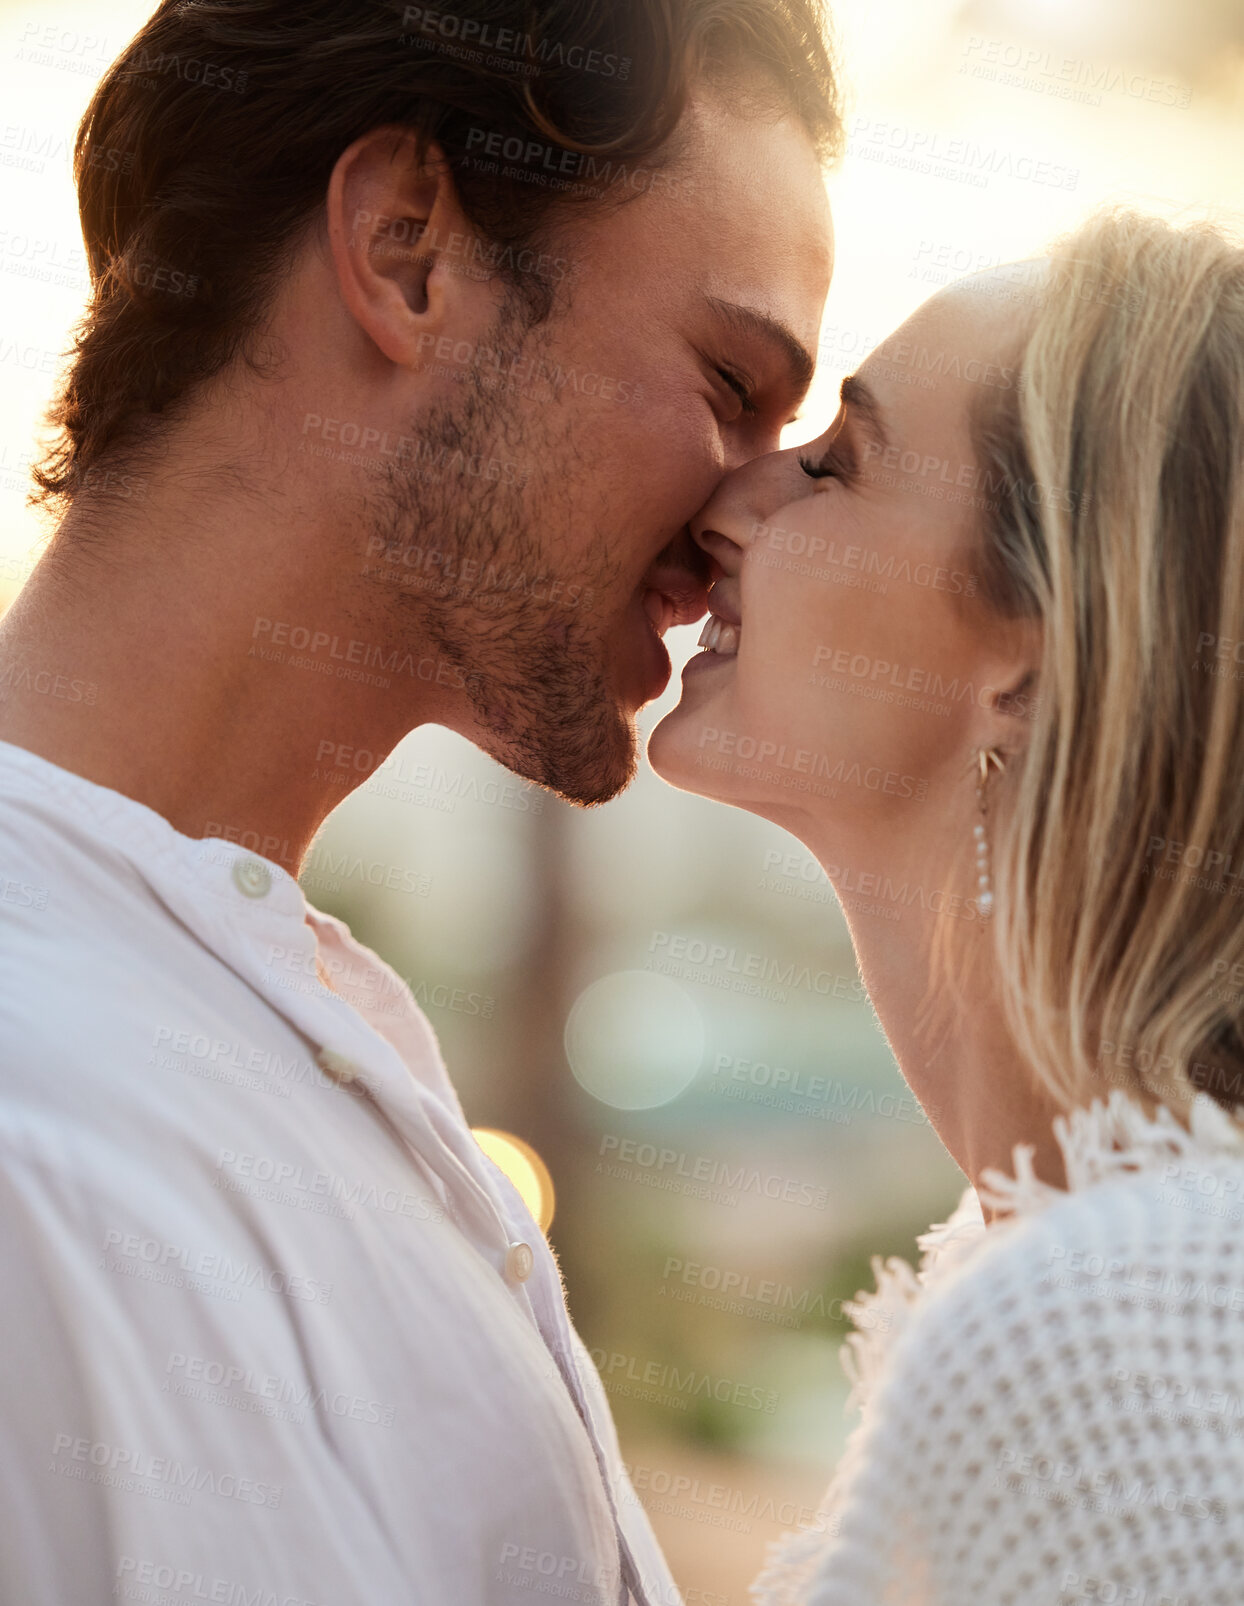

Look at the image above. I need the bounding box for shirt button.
[316,1048,359,1085]
[232,859,272,899]
[505,1242,535,1284]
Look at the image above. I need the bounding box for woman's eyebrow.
[840,373,889,450]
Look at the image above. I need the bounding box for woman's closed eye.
[798,407,856,482]
[798,446,847,481]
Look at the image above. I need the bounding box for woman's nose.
[691,446,802,556]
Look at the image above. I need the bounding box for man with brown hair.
[0,2,838,1600]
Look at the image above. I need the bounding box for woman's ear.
[977,619,1042,749]
[995,668,1039,721]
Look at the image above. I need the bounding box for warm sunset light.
[3,2,1242,1601]
[472,1127,556,1231]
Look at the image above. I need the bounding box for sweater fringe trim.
[749,1090,1244,1606]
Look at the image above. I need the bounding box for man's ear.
[324,125,479,365]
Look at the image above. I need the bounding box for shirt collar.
[0,737,310,925]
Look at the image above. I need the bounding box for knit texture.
[753,1091,1244,1605]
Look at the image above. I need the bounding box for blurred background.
[1,0,1242,1599]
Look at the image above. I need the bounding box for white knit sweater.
[753,1090,1244,1606]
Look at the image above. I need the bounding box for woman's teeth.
[697,616,740,657]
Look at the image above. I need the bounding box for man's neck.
[0,521,441,875]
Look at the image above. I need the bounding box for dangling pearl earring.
[974,747,1007,917]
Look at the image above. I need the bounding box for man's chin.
[480,700,639,808]
[555,754,638,808]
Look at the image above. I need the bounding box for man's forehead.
[672,99,833,331]
[555,87,832,351]
[677,93,831,254]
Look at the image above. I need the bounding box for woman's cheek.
[739,586,830,746]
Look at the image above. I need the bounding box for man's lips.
[640,537,712,636]
[643,588,672,634]
[628,570,708,704]
[619,534,712,704]
[630,594,673,703]
[641,575,710,636]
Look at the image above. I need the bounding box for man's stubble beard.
[361,294,637,806]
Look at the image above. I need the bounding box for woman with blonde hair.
[650,208,1244,1602]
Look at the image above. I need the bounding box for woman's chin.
[646,704,701,791]
[647,647,737,784]
[647,701,746,811]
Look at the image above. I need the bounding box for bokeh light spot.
[564,970,705,1110]
[472,1128,556,1231]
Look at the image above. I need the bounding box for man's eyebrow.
[703,296,816,400]
[840,373,888,448]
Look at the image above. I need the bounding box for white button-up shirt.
[0,739,679,1606]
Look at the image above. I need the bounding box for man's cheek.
[668,447,733,540]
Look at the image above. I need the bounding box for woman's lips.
[693,575,741,657]
[706,576,741,624]
[696,616,740,656]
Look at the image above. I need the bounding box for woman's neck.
[801,816,1069,1219]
